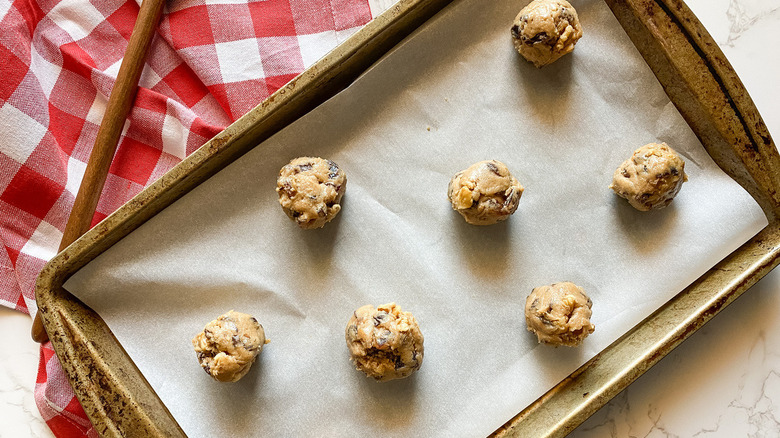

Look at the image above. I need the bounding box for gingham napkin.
[0,0,378,435]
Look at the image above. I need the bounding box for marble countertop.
[572,0,780,436]
[0,307,54,437]
[2,0,777,436]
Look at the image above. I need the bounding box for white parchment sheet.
[65,0,767,436]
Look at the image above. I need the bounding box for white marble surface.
[0,308,54,438]
[1,0,777,436]
[572,1,780,436]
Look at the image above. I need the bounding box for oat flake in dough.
[345,303,424,382]
[192,310,268,382]
[511,0,583,68]
[448,160,524,225]
[525,282,595,347]
[609,142,688,211]
[276,156,346,229]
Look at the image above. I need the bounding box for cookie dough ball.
[525,282,594,347]
[511,0,583,68]
[448,160,524,225]
[276,157,347,229]
[345,303,424,382]
[192,311,268,382]
[609,142,688,211]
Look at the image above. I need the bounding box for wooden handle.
[32,0,166,343]
[60,0,166,251]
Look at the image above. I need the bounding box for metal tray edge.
[34,0,780,436]
[496,0,780,435]
[36,0,454,435]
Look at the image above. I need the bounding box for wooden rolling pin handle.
[32,0,166,343]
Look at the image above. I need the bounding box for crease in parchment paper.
[64,0,767,436]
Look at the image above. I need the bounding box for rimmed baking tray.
[35,0,779,436]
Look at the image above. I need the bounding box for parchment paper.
[64,0,768,436]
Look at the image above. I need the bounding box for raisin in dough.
[192,311,268,382]
[525,282,594,347]
[609,142,688,211]
[511,0,583,68]
[345,303,424,381]
[448,160,524,225]
[276,157,346,229]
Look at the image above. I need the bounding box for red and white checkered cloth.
[0,0,378,435]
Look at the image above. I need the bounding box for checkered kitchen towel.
[0,0,383,435]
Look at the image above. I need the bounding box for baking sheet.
[64,0,767,436]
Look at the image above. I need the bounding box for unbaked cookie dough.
[448,160,524,225]
[192,310,268,382]
[276,157,347,229]
[511,0,583,68]
[525,282,594,347]
[345,303,424,381]
[609,142,688,211]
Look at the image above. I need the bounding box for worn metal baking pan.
[35,0,779,436]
